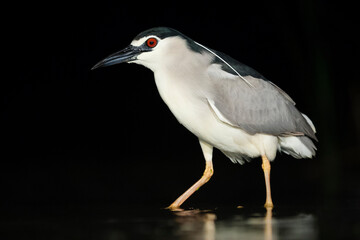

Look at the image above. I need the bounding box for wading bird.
[92,27,317,210]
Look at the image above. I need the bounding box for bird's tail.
[278,136,316,158]
[278,113,317,159]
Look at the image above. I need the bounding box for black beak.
[91,45,145,70]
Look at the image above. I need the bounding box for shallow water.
[2,203,359,240]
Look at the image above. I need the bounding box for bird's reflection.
[171,207,275,240]
[172,209,217,240]
[265,207,273,240]
[171,207,316,240]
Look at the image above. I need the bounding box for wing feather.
[206,64,317,141]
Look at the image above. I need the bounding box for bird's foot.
[165,204,183,211]
[264,201,274,209]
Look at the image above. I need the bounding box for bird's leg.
[167,140,213,210]
[262,155,274,208]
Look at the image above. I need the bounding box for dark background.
[2,0,359,209]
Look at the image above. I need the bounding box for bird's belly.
[187,110,278,160]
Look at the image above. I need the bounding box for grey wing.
[207,72,317,141]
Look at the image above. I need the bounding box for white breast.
[154,70,208,136]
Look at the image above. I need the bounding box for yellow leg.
[167,160,213,210]
[262,155,274,208]
[167,141,214,211]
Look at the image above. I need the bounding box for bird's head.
[92,27,203,72]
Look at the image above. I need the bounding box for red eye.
[146,38,158,48]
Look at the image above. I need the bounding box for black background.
[2,0,359,209]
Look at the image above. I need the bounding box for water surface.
[2,203,359,240]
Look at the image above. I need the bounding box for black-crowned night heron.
[92,27,317,210]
